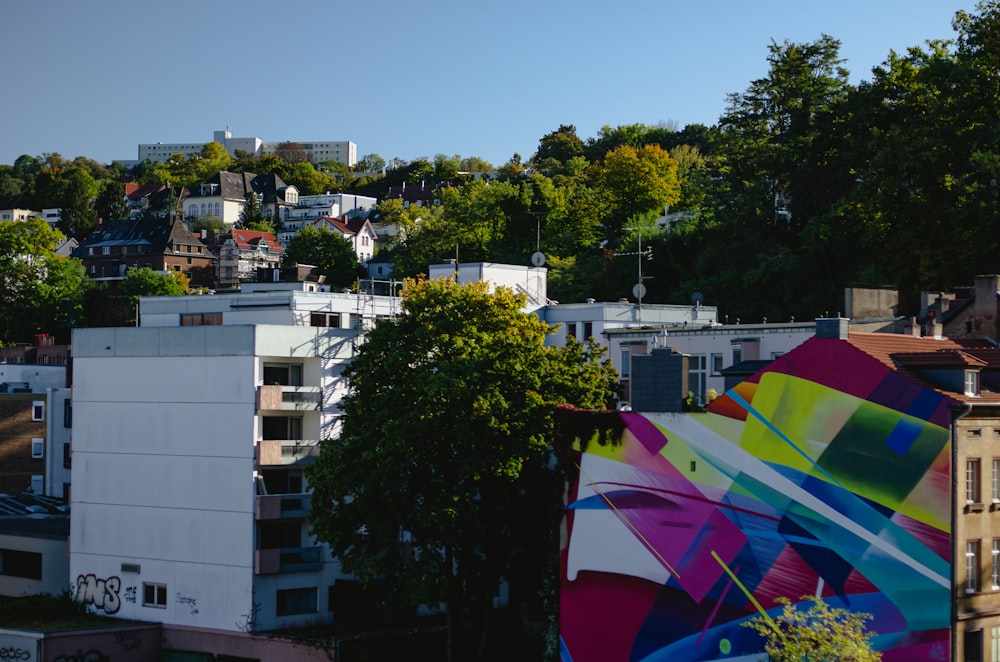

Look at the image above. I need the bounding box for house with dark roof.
[124,183,188,221]
[71,216,216,287]
[183,171,299,226]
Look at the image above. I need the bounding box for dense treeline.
[3,1,999,326]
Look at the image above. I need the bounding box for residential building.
[184,171,298,226]
[71,216,216,288]
[69,280,402,633]
[0,361,71,499]
[0,209,41,223]
[0,493,70,600]
[124,182,186,221]
[204,229,284,289]
[139,130,356,167]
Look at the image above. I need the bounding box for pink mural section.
[556,337,954,662]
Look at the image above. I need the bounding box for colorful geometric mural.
[557,337,956,662]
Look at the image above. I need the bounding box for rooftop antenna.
[621,226,653,312]
[530,212,545,267]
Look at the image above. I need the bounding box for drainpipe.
[952,400,973,662]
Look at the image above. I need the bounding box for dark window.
[276,587,317,616]
[63,442,71,469]
[0,549,42,579]
[143,582,167,607]
[583,322,593,339]
[63,399,72,428]
[965,628,983,662]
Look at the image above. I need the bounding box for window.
[967,370,981,397]
[63,442,71,469]
[969,459,983,504]
[179,313,222,326]
[993,539,1000,590]
[276,587,317,616]
[102,246,110,255]
[732,343,742,365]
[143,582,167,607]
[583,322,593,339]
[31,438,43,459]
[30,475,43,494]
[0,548,42,579]
[32,401,44,421]
[263,363,303,387]
[620,348,630,378]
[968,540,981,593]
[967,628,983,662]
[310,312,341,328]
[565,323,577,341]
[688,355,708,406]
[994,459,1000,503]
[711,353,724,375]
[64,400,72,428]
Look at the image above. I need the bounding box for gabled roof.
[72,216,209,257]
[845,331,1000,403]
[189,171,289,202]
[228,230,283,254]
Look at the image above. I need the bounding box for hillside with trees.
[2,2,999,333]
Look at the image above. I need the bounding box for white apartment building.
[139,130,357,167]
[69,285,401,632]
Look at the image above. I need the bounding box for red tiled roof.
[229,230,282,254]
[845,332,1000,403]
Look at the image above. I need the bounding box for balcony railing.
[256,439,321,466]
[256,493,312,520]
[254,545,323,575]
[257,384,323,411]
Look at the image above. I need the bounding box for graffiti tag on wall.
[73,574,121,615]
[0,648,31,662]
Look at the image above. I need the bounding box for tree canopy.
[743,596,881,662]
[282,225,360,289]
[306,277,617,661]
[0,218,88,344]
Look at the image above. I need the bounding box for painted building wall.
[557,337,954,661]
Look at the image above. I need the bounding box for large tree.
[0,218,88,343]
[306,278,617,661]
[282,225,359,288]
[743,596,881,662]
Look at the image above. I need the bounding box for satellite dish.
[632,283,647,299]
[691,291,704,307]
[531,251,546,267]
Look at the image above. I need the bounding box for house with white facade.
[184,172,298,226]
[69,282,402,632]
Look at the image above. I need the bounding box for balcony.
[256,439,321,466]
[253,545,323,575]
[257,385,322,411]
[256,493,311,520]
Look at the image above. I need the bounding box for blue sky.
[0,0,975,168]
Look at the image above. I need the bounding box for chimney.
[908,316,922,337]
[815,317,849,340]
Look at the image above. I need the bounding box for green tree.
[238,191,266,228]
[120,267,188,325]
[95,179,129,222]
[743,596,881,662]
[591,143,680,246]
[282,225,359,288]
[356,153,386,173]
[0,218,88,344]
[306,278,617,662]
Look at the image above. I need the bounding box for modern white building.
[139,130,357,167]
[69,283,402,632]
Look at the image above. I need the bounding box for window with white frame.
[32,401,44,421]
[732,343,742,365]
[31,438,43,459]
[969,540,982,593]
[711,353,724,375]
[143,582,167,607]
[993,459,1000,503]
[969,458,982,503]
[992,539,1000,590]
[30,475,43,494]
[967,370,981,397]
[620,348,630,378]
[688,355,708,406]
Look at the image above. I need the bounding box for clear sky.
[0,0,976,168]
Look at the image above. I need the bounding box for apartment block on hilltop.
[139,129,356,167]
